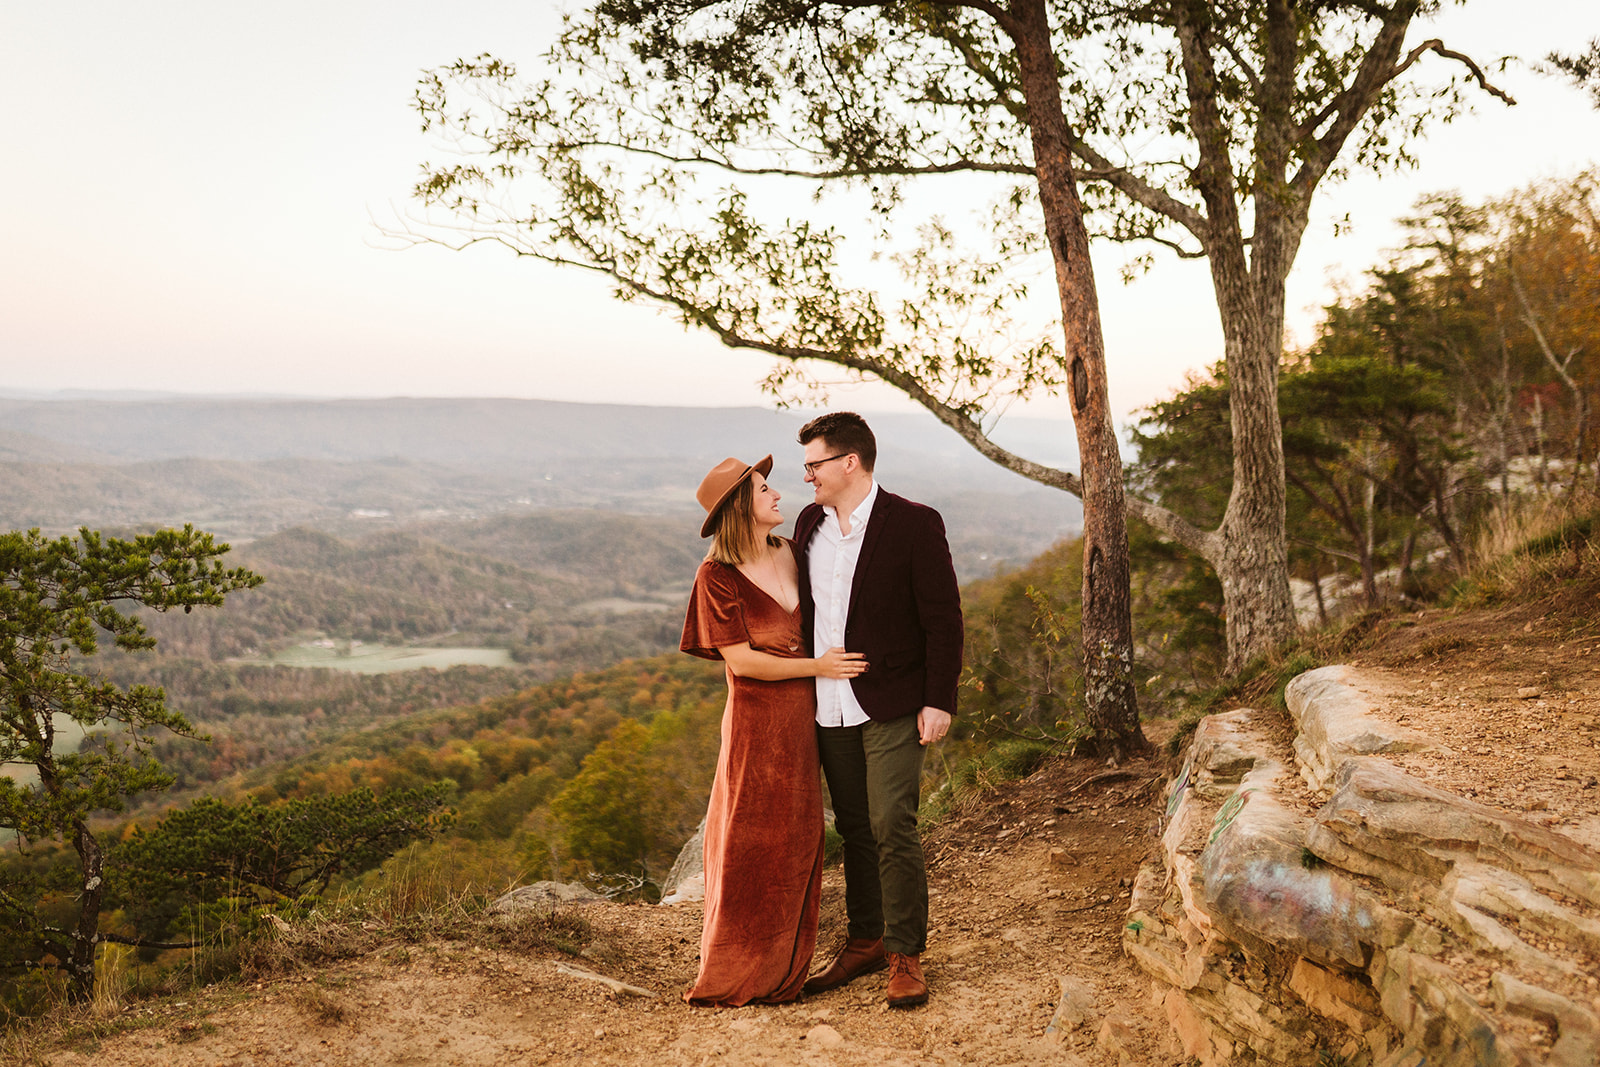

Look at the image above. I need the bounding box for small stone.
[1517,686,1542,699]
[804,1024,845,1048]
[1096,1016,1137,1057]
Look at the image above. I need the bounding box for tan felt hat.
[696,454,773,538]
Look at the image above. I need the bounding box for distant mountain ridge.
[0,394,1080,471]
[0,395,1083,579]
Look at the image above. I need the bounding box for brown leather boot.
[802,936,887,994]
[884,951,928,1008]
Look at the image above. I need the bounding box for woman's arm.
[720,643,866,681]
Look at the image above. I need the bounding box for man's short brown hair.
[797,411,877,473]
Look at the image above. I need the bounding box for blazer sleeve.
[680,561,746,661]
[911,506,964,714]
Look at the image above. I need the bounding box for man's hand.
[917,707,952,746]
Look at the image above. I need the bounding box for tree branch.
[547,139,1033,178]
[1296,18,1514,195]
[1068,139,1211,246]
[97,932,203,950]
[926,13,1029,123]
[935,0,1021,38]
[1394,39,1516,106]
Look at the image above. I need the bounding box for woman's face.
[750,474,783,531]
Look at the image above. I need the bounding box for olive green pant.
[817,714,928,956]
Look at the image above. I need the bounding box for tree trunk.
[1362,454,1379,607]
[1176,1,1299,671]
[67,820,106,1002]
[1310,555,1328,625]
[1010,0,1145,758]
[1206,278,1299,668]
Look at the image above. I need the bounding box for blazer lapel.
[846,490,894,623]
[794,504,822,621]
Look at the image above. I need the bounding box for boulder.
[1200,758,1412,971]
[659,817,706,905]
[1284,665,1437,792]
[1134,664,1600,1067]
[487,880,604,914]
[1307,756,1600,908]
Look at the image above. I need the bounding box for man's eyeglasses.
[803,453,851,476]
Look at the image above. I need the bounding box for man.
[793,411,963,1009]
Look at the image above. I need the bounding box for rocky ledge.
[1125,665,1600,1067]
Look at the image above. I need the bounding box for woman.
[679,455,866,1006]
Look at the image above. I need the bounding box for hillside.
[16,569,1599,1066]
[10,743,1177,1067]
[139,513,704,658]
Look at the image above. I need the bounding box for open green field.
[1,715,89,784]
[246,643,515,674]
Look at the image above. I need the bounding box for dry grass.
[1460,490,1600,602]
[289,981,351,1025]
[1158,490,1600,758]
[90,945,136,1017]
[238,886,596,982]
[1471,491,1587,563]
[3,888,600,1062]
[0,1027,51,1067]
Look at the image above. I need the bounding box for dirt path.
[25,751,1176,1067]
[1346,597,1600,853]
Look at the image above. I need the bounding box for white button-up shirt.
[810,481,879,728]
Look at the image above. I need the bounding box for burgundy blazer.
[794,489,963,722]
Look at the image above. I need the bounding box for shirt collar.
[824,479,879,532]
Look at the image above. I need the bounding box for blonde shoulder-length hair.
[705,478,782,565]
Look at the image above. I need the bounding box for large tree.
[403,1,1510,701]
[0,526,260,1001]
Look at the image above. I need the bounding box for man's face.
[803,438,853,509]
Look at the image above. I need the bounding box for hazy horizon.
[4,1,1597,420]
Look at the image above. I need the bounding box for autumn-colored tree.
[1492,175,1600,492]
[1136,172,1599,613]
[549,720,663,879]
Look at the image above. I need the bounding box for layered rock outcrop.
[1126,666,1600,1066]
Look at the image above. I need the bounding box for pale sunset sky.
[2,1,1597,422]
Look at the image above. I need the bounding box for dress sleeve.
[680,561,748,660]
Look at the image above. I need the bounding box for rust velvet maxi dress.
[679,552,824,1006]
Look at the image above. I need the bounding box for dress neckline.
[726,551,801,617]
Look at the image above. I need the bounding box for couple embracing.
[679,411,963,1009]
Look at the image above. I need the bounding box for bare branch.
[539,139,1032,178]
[1296,25,1514,194]
[1069,139,1211,246]
[928,15,1029,123]
[1394,39,1516,106]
